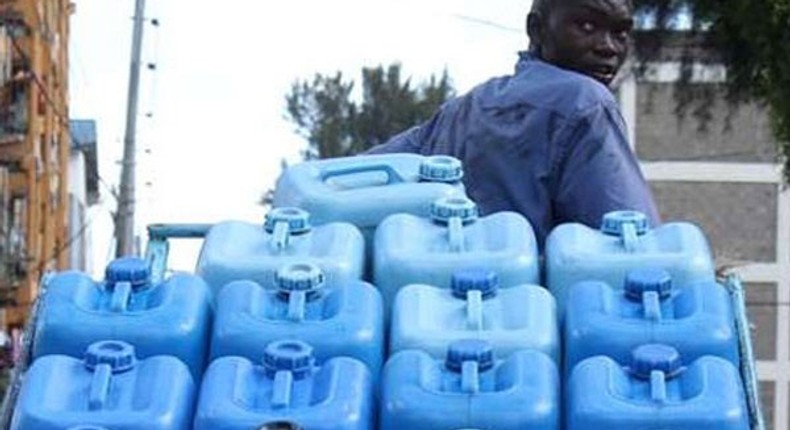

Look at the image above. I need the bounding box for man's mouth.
[587,65,617,83]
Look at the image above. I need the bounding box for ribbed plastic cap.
[275,263,325,292]
[430,197,478,224]
[264,207,311,234]
[600,210,649,236]
[257,422,303,430]
[419,155,464,183]
[104,257,150,288]
[67,426,111,430]
[624,268,673,301]
[631,344,683,380]
[446,339,495,372]
[451,270,499,299]
[84,340,136,373]
[262,340,315,378]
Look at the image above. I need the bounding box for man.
[367,0,660,247]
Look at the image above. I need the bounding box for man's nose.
[593,32,621,58]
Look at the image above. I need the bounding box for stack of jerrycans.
[547,210,750,429]
[13,257,211,429]
[195,205,380,429]
[377,195,560,429]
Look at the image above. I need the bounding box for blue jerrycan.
[381,339,559,430]
[196,207,364,297]
[390,270,559,363]
[11,340,195,430]
[545,210,715,319]
[211,262,384,376]
[33,257,212,379]
[272,154,467,253]
[194,340,374,430]
[375,197,540,314]
[567,344,749,430]
[564,268,738,374]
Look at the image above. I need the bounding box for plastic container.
[11,340,195,430]
[374,197,540,313]
[545,210,716,318]
[381,339,559,430]
[211,263,384,376]
[272,154,467,252]
[196,207,365,296]
[390,270,558,363]
[32,257,212,379]
[194,340,374,430]
[567,344,750,430]
[564,268,739,374]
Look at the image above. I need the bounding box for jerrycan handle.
[271,370,294,409]
[88,363,112,411]
[466,289,483,331]
[320,164,404,185]
[109,281,133,313]
[287,290,307,322]
[642,291,663,321]
[621,222,639,253]
[272,221,291,251]
[650,370,667,403]
[448,216,466,253]
[461,360,480,394]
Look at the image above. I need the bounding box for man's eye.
[580,21,596,33]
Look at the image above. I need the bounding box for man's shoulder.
[473,56,619,119]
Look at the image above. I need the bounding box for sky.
[68,0,532,276]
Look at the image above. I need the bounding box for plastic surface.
[545,211,716,319]
[374,199,539,314]
[564,271,739,374]
[32,259,212,379]
[567,347,749,430]
[11,341,195,430]
[272,153,466,244]
[194,342,373,430]
[380,341,559,430]
[390,279,558,362]
[196,208,364,296]
[210,263,384,377]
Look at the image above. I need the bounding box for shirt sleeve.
[553,102,661,228]
[364,125,424,155]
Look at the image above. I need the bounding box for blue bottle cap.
[451,270,499,299]
[624,268,673,301]
[430,197,478,224]
[630,344,683,380]
[84,340,136,373]
[67,427,111,430]
[257,422,303,430]
[263,340,315,379]
[446,339,495,372]
[264,207,311,234]
[275,263,325,292]
[419,155,464,183]
[600,210,649,236]
[104,257,150,288]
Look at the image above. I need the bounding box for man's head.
[527,0,634,85]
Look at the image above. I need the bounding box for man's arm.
[553,102,661,228]
[364,125,424,155]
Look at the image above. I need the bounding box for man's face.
[537,0,634,85]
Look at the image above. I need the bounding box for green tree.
[634,0,790,182]
[285,63,454,159]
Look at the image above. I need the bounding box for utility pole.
[115,0,146,257]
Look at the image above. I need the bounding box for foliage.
[285,64,454,159]
[633,0,790,182]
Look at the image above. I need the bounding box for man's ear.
[526,12,543,53]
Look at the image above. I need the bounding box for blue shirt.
[367,51,660,247]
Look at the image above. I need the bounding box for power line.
[452,14,522,34]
